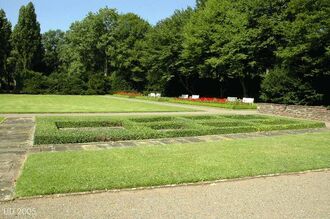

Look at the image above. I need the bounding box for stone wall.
[257,103,330,122]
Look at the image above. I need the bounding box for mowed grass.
[34,114,325,145]
[0,94,192,113]
[0,117,5,123]
[16,131,330,197]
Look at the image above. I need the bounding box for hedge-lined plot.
[34,115,325,145]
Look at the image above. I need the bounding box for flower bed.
[176,97,227,103]
[113,91,142,97]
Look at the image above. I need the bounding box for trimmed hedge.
[33,115,325,145]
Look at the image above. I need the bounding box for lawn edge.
[9,168,329,202]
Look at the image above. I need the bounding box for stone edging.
[258,103,330,122]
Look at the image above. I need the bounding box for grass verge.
[16,131,330,197]
[34,115,325,145]
[0,117,5,124]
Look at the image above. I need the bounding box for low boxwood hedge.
[34,115,325,145]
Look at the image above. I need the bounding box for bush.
[61,74,87,95]
[110,74,132,92]
[260,67,323,105]
[86,74,109,95]
[22,70,50,94]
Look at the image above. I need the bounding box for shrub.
[22,70,50,94]
[260,67,323,105]
[86,74,109,95]
[110,74,132,92]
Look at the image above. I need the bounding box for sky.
[0,0,196,32]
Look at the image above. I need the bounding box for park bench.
[180,94,189,99]
[191,95,200,99]
[227,97,238,102]
[148,93,156,97]
[242,97,254,104]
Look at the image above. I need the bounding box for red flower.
[177,97,227,103]
[114,91,142,97]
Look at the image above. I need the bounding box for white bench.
[227,97,238,102]
[155,93,161,97]
[180,94,189,99]
[242,98,254,104]
[148,93,156,97]
[191,95,200,99]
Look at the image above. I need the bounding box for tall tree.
[60,8,118,76]
[183,0,287,97]
[142,8,193,94]
[109,13,150,91]
[42,29,64,74]
[58,8,118,94]
[11,2,43,90]
[261,0,330,105]
[0,9,12,91]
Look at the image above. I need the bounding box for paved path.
[0,118,34,201]
[30,128,329,153]
[1,170,329,218]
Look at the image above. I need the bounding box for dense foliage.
[0,0,329,105]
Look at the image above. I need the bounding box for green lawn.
[16,131,330,197]
[34,114,324,145]
[0,94,193,113]
[0,117,5,123]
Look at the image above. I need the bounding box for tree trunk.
[178,74,193,95]
[104,57,108,76]
[239,77,248,97]
[219,80,224,98]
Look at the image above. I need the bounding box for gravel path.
[1,170,329,218]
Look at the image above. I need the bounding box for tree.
[260,66,322,104]
[109,13,151,91]
[58,8,119,94]
[183,0,288,98]
[182,0,249,96]
[142,8,193,94]
[11,2,44,90]
[274,0,330,104]
[0,9,12,91]
[42,30,65,74]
